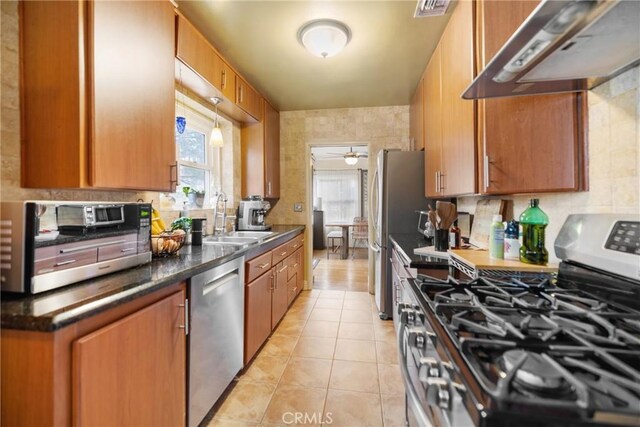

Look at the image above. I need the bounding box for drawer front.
[271,242,290,265]
[34,234,137,275]
[34,248,98,275]
[286,250,300,281]
[98,240,138,262]
[287,234,304,254]
[246,251,272,283]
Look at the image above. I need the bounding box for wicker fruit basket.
[151,229,186,257]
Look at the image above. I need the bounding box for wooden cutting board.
[449,249,558,273]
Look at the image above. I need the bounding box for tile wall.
[268,105,411,225]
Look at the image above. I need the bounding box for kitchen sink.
[202,236,258,245]
[202,231,274,246]
[225,231,275,239]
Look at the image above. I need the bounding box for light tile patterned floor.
[209,290,404,426]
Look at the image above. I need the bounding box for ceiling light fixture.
[297,19,351,58]
[344,155,358,166]
[210,97,224,148]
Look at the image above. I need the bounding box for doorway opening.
[310,144,370,292]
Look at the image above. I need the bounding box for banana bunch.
[151,208,167,236]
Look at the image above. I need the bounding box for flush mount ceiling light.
[210,97,224,148]
[297,19,351,58]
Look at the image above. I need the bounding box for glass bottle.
[519,199,549,265]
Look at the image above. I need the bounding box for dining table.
[325,222,354,259]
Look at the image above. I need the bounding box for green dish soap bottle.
[519,198,549,265]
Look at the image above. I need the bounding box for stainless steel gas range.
[395,214,640,427]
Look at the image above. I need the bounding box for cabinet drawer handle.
[435,171,439,194]
[222,69,226,89]
[278,265,288,273]
[257,263,270,269]
[292,244,299,249]
[239,85,244,103]
[267,181,272,196]
[55,259,76,267]
[178,299,189,335]
[483,154,492,191]
[170,162,178,191]
[292,263,298,268]
[121,248,136,253]
[279,251,287,256]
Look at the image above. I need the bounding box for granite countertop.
[389,233,450,269]
[1,225,304,332]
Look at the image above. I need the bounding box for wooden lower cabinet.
[1,282,186,427]
[245,269,274,364]
[243,233,305,364]
[73,291,186,426]
[272,262,289,328]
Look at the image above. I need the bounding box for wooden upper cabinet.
[410,77,425,151]
[72,290,186,426]
[217,60,237,101]
[21,1,175,191]
[241,99,280,199]
[236,75,263,122]
[264,100,281,198]
[476,0,586,194]
[423,46,443,198]
[176,16,236,101]
[422,0,476,197]
[176,15,218,86]
[440,0,476,196]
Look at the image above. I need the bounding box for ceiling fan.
[324,147,368,165]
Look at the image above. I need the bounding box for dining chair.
[351,217,368,259]
[326,230,343,259]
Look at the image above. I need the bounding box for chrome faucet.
[212,191,228,236]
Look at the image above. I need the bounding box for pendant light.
[210,97,224,148]
[344,146,358,165]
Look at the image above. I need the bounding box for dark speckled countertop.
[1,225,304,332]
[389,233,450,269]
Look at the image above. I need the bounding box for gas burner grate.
[460,335,640,418]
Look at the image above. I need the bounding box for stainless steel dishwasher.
[189,256,244,427]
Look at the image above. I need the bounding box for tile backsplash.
[458,66,640,263]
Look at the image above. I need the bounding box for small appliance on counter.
[237,196,271,231]
[1,201,152,294]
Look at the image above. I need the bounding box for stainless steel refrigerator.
[370,150,426,319]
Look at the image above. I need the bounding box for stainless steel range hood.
[463,0,640,100]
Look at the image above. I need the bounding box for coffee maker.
[238,196,271,231]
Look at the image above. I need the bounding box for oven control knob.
[418,357,441,380]
[407,328,426,348]
[400,308,417,325]
[397,302,411,316]
[425,378,451,410]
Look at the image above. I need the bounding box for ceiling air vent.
[414,0,451,18]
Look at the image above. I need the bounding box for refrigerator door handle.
[369,168,379,237]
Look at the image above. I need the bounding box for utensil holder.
[434,229,449,252]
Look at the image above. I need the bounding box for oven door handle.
[397,322,433,427]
